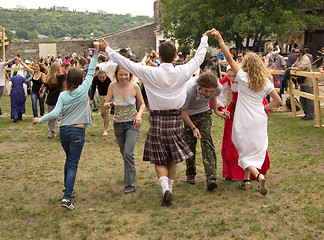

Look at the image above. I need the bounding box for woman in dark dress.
[8,73,27,122]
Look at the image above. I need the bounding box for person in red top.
[217,66,270,187]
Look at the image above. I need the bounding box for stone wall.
[3,22,157,60]
[98,22,157,59]
[4,40,92,59]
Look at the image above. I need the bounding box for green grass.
[0,94,323,239]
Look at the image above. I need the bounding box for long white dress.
[232,69,274,169]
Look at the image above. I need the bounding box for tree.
[160,0,324,51]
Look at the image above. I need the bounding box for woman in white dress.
[213,29,281,195]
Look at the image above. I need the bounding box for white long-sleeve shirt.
[105,36,209,110]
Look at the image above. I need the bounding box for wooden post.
[1,26,5,61]
[288,76,297,117]
[312,76,323,127]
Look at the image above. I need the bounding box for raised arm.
[213,29,240,75]
[18,58,34,75]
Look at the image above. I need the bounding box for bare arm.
[134,84,145,128]
[210,96,227,119]
[213,29,240,75]
[4,59,13,66]
[264,90,282,110]
[181,109,202,139]
[18,58,34,75]
[104,83,116,109]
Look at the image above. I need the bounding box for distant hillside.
[0,8,153,42]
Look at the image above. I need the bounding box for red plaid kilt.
[143,109,194,165]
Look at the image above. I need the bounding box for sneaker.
[92,107,99,112]
[48,132,55,138]
[61,199,75,211]
[186,177,196,185]
[124,189,136,194]
[207,179,218,190]
[63,188,76,198]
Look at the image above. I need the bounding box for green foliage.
[0,8,153,41]
[160,0,324,50]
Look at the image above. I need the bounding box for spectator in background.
[287,48,297,67]
[265,44,280,68]
[90,71,111,136]
[291,47,314,120]
[288,40,298,52]
[61,56,72,67]
[216,49,225,78]
[62,63,71,74]
[10,56,25,77]
[237,52,244,63]
[304,48,313,64]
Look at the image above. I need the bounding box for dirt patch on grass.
[0,142,30,154]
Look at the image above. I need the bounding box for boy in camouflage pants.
[182,72,226,190]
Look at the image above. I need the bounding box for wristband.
[219,42,225,47]
[192,127,196,131]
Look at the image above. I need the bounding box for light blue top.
[38,57,98,128]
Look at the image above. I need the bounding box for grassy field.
[0,94,323,240]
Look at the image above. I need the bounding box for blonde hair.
[241,53,271,92]
[44,62,61,85]
[113,65,133,82]
[267,44,273,53]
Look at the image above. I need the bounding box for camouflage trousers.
[184,110,217,180]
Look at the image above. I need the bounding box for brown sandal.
[257,173,268,196]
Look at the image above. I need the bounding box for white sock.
[159,176,170,195]
[168,179,174,193]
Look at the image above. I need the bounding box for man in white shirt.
[99,28,216,206]
[10,56,25,77]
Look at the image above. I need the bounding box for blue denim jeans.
[0,86,4,115]
[31,91,46,117]
[114,121,140,191]
[59,126,85,200]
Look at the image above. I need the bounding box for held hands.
[32,118,39,124]
[98,39,109,52]
[133,113,142,128]
[215,109,229,119]
[203,28,223,43]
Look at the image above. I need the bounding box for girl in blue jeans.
[104,65,145,194]
[18,58,47,117]
[32,48,99,210]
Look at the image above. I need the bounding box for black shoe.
[161,190,172,207]
[61,199,75,211]
[186,177,196,185]
[207,179,218,190]
[92,107,99,112]
[303,116,314,120]
[301,115,306,119]
[13,117,18,123]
